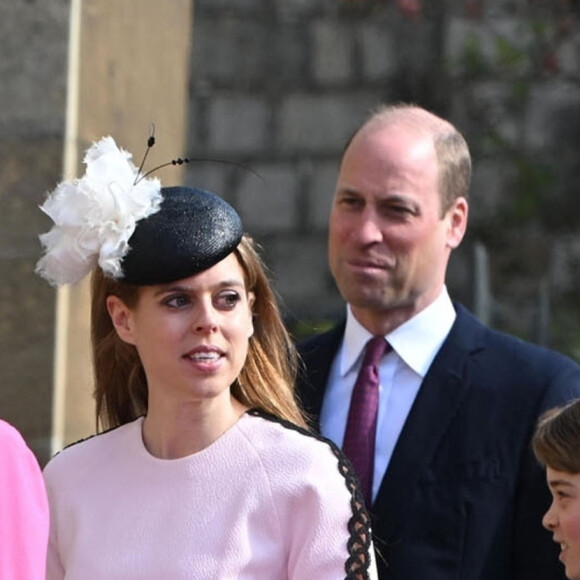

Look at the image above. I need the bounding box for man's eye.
[380,204,414,219]
[338,197,363,209]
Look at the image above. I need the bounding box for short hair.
[351,103,472,216]
[532,398,580,473]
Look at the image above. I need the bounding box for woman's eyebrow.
[153,280,245,297]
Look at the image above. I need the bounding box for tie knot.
[362,336,388,367]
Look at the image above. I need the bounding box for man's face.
[328,122,467,333]
[544,467,580,580]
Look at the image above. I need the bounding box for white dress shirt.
[319,287,456,503]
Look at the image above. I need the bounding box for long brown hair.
[91,234,306,431]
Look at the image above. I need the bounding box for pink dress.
[0,419,49,580]
[44,410,378,579]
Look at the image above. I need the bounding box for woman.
[533,398,580,580]
[37,136,377,579]
[0,419,49,579]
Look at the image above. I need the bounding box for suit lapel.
[297,322,345,428]
[372,305,485,538]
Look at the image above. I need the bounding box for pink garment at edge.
[0,419,49,580]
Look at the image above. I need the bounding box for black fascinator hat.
[122,186,243,285]
[36,136,244,287]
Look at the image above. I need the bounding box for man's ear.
[106,295,136,345]
[446,196,468,249]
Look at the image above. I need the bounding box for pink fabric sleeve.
[0,419,49,580]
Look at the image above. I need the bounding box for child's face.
[543,467,580,579]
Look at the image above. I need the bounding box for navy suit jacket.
[297,303,580,580]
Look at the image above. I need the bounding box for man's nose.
[356,212,383,244]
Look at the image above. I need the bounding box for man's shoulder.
[297,321,345,355]
[451,302,580,386]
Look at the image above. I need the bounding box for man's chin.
[344,290,407,313]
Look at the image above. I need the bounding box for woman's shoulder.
[0,419,41,475]
[237,410,376,580]
[241,408,342,455]
[237,409,353,488]
[0,419,28,451]
[43,417,143,480]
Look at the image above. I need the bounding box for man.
[297,103,580,579]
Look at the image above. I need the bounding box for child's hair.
[532,398,580,473]
[91,234,306,431]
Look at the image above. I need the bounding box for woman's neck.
[142,393,248,459]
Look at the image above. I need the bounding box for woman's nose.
[193,304,218,333]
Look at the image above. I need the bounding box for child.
[533,398,580,580]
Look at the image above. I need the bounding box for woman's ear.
[106,295,136,345]
[247,292,255,338]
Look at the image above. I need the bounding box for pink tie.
[342,336,388,507]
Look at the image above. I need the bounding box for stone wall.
[1,0,579,461]
[187,0,580,355]
[0,0,69,462]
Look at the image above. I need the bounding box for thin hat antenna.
[133,126,262,185]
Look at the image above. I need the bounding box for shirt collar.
[340,287,456,378]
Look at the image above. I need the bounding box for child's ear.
[106,295,136,345]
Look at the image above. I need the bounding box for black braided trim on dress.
[247,408,374,580]
[48,416,144,459]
